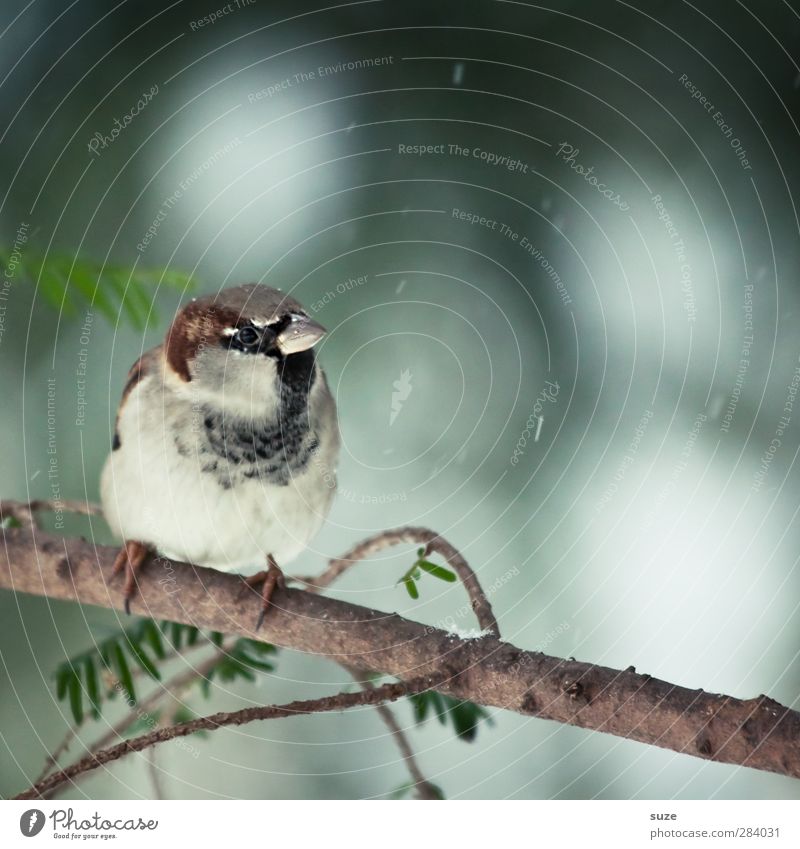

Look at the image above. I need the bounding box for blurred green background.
[1,0,799,799]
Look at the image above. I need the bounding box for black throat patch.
[176,351,320,488]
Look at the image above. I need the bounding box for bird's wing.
[112,345,163,451]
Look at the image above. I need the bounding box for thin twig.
[340,662,441,800]
[90,645,228,755]
[44,645,230,799]
[299,526,499,635]
[145,750,164,800]
[0,499,102,529]
[37,636,227,786]
[16,678,432,800]
[364,683,442,799]
[27,499,103,516]
[34,727,79,785]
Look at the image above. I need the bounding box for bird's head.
[164,283,327,419]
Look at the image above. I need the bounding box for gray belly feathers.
[174,405,320,489]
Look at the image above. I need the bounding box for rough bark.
[1,526,798,780]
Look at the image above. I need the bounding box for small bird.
[100,284,339,628]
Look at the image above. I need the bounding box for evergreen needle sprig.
[54,619,277,725]
[0,246,196,329]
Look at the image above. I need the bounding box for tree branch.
[343,665,441,800]
[300,526,499,634]
[368,690,442,799]
[41,643,233,800]
[2,526,800,781]
[15,679,428,799]
[34,726,79,786]
[91,642,230,757]
[0,499,102,529]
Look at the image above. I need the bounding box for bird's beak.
[275,314,327,355]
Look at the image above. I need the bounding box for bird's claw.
[112,540,150,615]
[244,554,285,631]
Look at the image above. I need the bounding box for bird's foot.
[242,554,286,631]
[112,540,151,614]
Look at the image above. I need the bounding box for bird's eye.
[236,326,259,346]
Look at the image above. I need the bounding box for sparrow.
[100,283,340,628]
